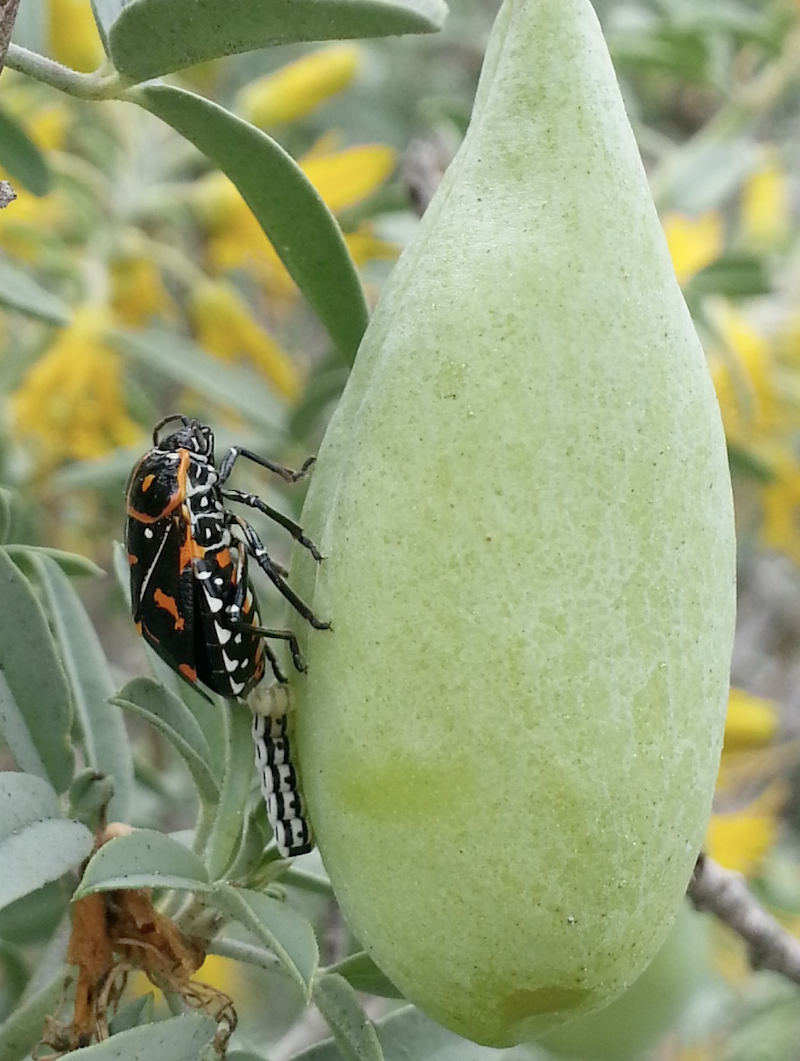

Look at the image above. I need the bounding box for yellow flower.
[10,307,141,467]
[706,783,784,876]
[301,144,396,214]
[197,142,397,299]
[345,223,398,268]
[189,280,302,401]
[47,0,105,73]
[110,254,176,327]
[706,300,780,447]
[707,689,785,877]
[723,688,779,751]
[740,151,790,250]
[662,211,723,286]
[237,45,361,128]
[0,188,68,261]
[760,450,800,564]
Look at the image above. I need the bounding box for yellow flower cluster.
[10,308,141,467]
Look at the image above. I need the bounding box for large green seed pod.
[290,0,736,1047]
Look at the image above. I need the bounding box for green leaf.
[0,819,93,913]
[326,952,404,1000]
[311,974,384,1061]
[686,252,770,300]
[0,255,71,324]
[108,992,156,1034]
[75,828,211,897]
[6,545,105,578]
[112,678,219,804]
[112,328,285,438]
[210,883,318,997]
[128,87,369,362]
[90,0,128,51]
[0,773,60,842]
[293,1005,533,1061]
[0,488,12,545]
[0,106,51,197]
[30,555,133,821]
[0,547,74,792]
[0,967,72,1061]
[49,1014,218,1061]
[110,0,447,82]
[203,707,255,880]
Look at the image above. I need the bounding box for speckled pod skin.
[290,0,736,1046]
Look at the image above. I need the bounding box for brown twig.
[688,852,800,985]
[0,0,21,75]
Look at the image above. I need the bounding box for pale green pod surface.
[290,0,735,1047]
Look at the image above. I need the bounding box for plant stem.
[0,0,21,75]
[207,937,280,972]
[3,43,127,100]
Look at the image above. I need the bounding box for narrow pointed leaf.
[90,0,128,51]
[48,1014,217,1060]
[129,86,369,361]
[0,819,93,912]
[112,327,284,437]
[75,828,210,897]
[113,678,219,803]
[203,708,256,879]
[0,105,51,196]
[0,773,59,843]
[5,545,105,577]
[0,548,74,791]
[211,883,318,996]
[0,255,70,324]
[110,0,447,82]
[0,967,72,1061]
[0,488,11,544]
[312,974,384,1061]
[327,951,404,999]
[30,555,133,820]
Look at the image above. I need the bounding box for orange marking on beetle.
[216,549,231,569]
[141,473,155,491]
[127,553,138,566]
[125,448,191,524]
[242,594,252,615]
[179,663,197,683]
[153,588,186,631]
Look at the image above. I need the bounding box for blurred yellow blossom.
[346,222,398,267]
[190,280,302,401]
[740,152,791,250]
[10,307,141,467]
[0,187,68,261]
[706,783,785,876]
[706,301,781,447]
[110,254,177,327]
[707,690,785,877]
[47,0,104,73]
[723,688,779,751]
[237,45,361,128]
[760,450,800,563]
[301,143,396,213]
[663,211,723,286]
[198,142,397,299]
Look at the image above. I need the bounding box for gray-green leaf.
[211,883,318,997]
[0,254,70,324]
[311,974,384,1061]
[47,1014,218,1061]
[0,819,93,913]
[109,0,447,82]
[75,828,211,896]
[112,327,285,439]
[128,86,369,362]
[0,773,60,843]
[30,555,133,821]
[0,548,74,792]
[0,106,51,197]
[112,677,219,803]
[326,952,404,1000]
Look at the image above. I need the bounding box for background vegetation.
[2,0,800,1058]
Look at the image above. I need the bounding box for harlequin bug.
[125,414,329,698]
